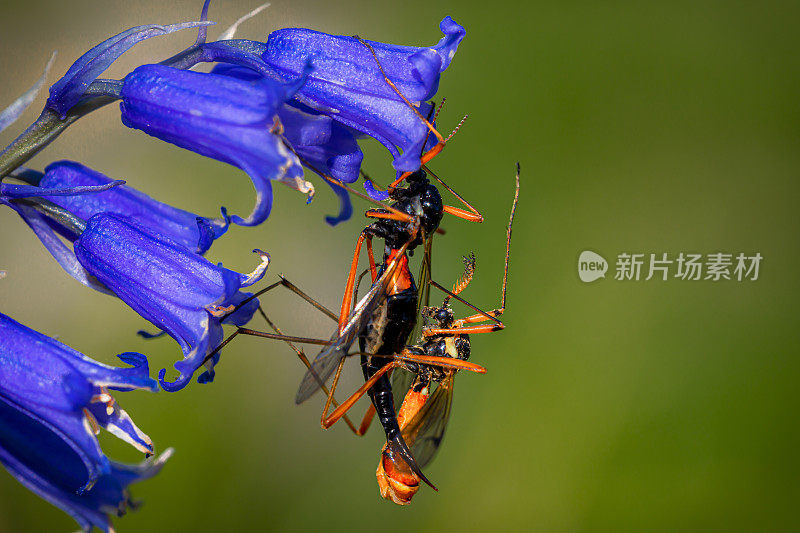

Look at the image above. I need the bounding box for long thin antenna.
[423,164,483,222]
[428,163,520,320]
[355,36,443,143]
[445,114,469,143]
[501,163,520,309]
[429,280,502,325]
[433,97,447,124]
[418,99,441,158]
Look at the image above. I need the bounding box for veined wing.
[293,327,358,405]
[401,374,455,469]
[295,244,408,404]
[411,231,434,342]
[392,367,416,413]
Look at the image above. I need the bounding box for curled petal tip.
[363,179,390,201]
[240,250,271,287]
[137,329,166,339]
[115,351,148,369]
[157,368,188,392]
[252,248,271,263]
[217,206,231,226]
[197,368,216,384]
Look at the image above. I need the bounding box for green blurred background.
[1,0,799,531]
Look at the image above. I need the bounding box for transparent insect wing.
[392,367,416,413]
[294,326,357,404]
[295,255,403,404]
[402,375,455,469]
[411,232,435,341]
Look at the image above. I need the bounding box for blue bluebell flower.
[34,160,227,254]
[0,312,170,532]
[2,192,268,390]
[119,63,311,226]
[258,16,465,172]
[212,63,363,225]
[72,212,269,391]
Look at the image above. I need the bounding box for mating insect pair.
[203,161,519,504]
[371,171,519,504]
[203,37,520,503]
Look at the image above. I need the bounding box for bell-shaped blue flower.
[259,16,465,172]
[72,213,269,391]
[119,63,311,226]
[212,63,362,225]
[2,191,268,390]
[0,312,170,532]
[35,160,227,254]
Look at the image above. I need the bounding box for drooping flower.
[119,63,311,226]
[0,312,170,533]
[34,160,227,254]
[2,191,268,390]
[212,63,363,225]
[258,16,465,172]
[72,213,269,391]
